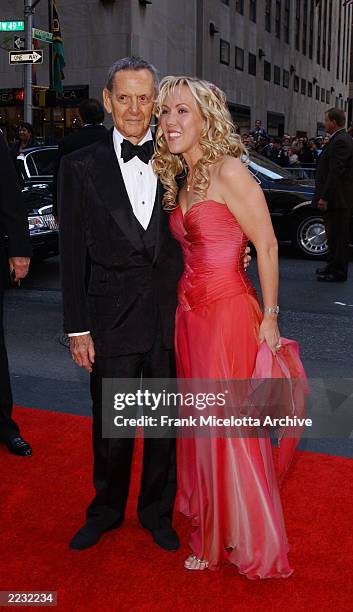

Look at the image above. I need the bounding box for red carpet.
[0,407,352,612]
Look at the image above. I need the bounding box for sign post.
[32,27,53,42]
[13,37,25,50]
[9,50,43,64]
[24,0,34,123]
[0,21,25,31]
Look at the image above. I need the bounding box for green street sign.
[0,21,24,32]
[33,28,53,43]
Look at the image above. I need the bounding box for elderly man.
[59,57,182,552]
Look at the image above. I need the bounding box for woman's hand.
[259,316,281,355]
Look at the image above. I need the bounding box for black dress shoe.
[151,527,180,552]
[69,520,121,551]
[315,265,330,275]
[6,436,32,456]
[317,273,347,282]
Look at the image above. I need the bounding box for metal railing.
[285,167,317,180]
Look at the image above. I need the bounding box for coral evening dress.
[170,199,304,579]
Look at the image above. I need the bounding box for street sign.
[13,36,25,51]
[0,21,24,32]
[9,50,43,65]
[33,28,53,43]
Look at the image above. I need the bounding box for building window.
[274,65,281,85]
[295,0,301,51]
[326,90,330,104]
[294,75,299,92]
[236,0,244,14]
[250,0,257,23]
[345,8,350,84]
[220,39,230,65]
[342,7,346,82]
[283,69,289,88]
[265,0,271,32]
[327,0,332,70]
[322,0,327,68]
[321,88,325,103]
[228,103,251,132]
[301,78,306,95]
[316,85,320,100]
[336,5,341,79]
[275,1,281,38]
[284,0,290,44]
[317,0,321,64]
[235,46,244,70]
[308,82,313,97]
[335,96,339,107]
[248,52,257,75]
[309,0,314,59]
[267,112,285,138]
[302,0,308,56]
[264,61,271,81]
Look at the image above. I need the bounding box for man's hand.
[9,257,30,282]
[243,245,252,270]
[317,198,328,211]
[70,334,95,373]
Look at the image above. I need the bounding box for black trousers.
[0,291,20,441]
[323,208,352,279]
[87,324,177,532]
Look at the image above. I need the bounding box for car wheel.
[292,213,328,258]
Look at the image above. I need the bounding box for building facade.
[0,0,351,140]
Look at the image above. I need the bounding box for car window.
[247,153,293,180]
[25,149,58,177]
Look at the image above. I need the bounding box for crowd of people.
[239,118,353,169]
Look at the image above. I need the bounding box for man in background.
[0,132,32,455]
[313,108,353,282]
[52,99,107,218]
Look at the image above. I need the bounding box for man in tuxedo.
[52,98,107,218]
[0,132,32,455]
[313,108,353,282]
[59,57,183,552]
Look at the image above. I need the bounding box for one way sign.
[13,36,25,50]
[9,50,43,65]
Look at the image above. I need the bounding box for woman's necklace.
[186,174,193,192]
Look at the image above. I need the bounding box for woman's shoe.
[184,554,209,570]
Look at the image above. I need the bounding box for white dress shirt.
[68,127,157,337]
[113,127,157,230]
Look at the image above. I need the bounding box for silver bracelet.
[263,305,280,315]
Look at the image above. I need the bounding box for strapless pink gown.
[170,200,301,578]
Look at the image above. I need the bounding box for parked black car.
[17,146,59,260]
[248,152,353,258]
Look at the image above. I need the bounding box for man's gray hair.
[106,56,159,95]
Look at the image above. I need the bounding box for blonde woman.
[152,77,305,578]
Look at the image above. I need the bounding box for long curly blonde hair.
[152,76,245,210]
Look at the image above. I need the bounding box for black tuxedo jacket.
[313,129,353,210]
[0,133,32,291]
[52,124,108,217]
[58,128,183,357]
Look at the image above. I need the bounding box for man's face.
[324,113,337,135]
[103,69,155,144]
[255,120,261,128]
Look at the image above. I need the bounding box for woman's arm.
[218,156,281,353]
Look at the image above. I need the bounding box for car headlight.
[28,216,45,230]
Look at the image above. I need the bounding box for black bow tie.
[120,139,154,164]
